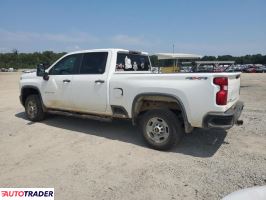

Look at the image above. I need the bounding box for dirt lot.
[0,72,265,200]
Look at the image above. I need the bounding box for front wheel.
[25,95,45,121]
[139,109,184,150]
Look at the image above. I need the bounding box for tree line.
[201,54,266,65]
[0,50,266,69]
[0,50,66,69]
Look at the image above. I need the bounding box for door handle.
[95,80,105,84]
[63,79,71,83]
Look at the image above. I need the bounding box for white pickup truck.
[19,49,243,150]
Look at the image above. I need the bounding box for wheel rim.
[27,100,37,118]
[145,117,170,144]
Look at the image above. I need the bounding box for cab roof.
[67,48,148,55]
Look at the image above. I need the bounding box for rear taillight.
[213,77,228,105]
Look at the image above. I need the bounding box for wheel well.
[21,87,40,106]
[133,95,182,119]
[132,94,193,133]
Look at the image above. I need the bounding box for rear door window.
[79,52,108,74]
[116,53,151,71]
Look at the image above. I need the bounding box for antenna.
[172,44,175,54]
[172,44,176,70]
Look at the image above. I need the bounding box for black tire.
[139,109,184,150]
[25,94,45,121]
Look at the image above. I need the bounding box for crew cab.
[19,49,244,150]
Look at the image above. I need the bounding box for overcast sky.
[0,0,265,55]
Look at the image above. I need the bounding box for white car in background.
[223,186,266,200]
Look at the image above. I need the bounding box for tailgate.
[227,73,241,105]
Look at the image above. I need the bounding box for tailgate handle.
[236,74,240,79]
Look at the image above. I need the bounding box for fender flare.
[131,92,193,133]
[20,86,46,111]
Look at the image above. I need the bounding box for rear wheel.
[25,95,45,121]
[139,109,184,150]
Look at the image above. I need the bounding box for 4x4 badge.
[186,77,208,80]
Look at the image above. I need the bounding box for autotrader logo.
[0,188,54,200]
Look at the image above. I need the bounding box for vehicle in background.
[8,68,14,72]
[180,65,193,73]
[0,67,17,72]
[256,66,266,73]
[243,66,256,73]
[154,53,202,73]
[213,67,225,72]
[225,65,243,72]
[1,68,8,72]
[194,61,235,73]
[22,69,37,73]
[196,65,214,72]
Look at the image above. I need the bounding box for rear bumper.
[203,101,244,129]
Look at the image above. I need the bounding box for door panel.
[41,75,74,110]
[70,52,109,113]
[71,75,107,112]
[41,53,82,110]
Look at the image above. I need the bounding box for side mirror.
[43,72,49,81]
[37,64,49,81]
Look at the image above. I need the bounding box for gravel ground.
[0,72,265,200]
